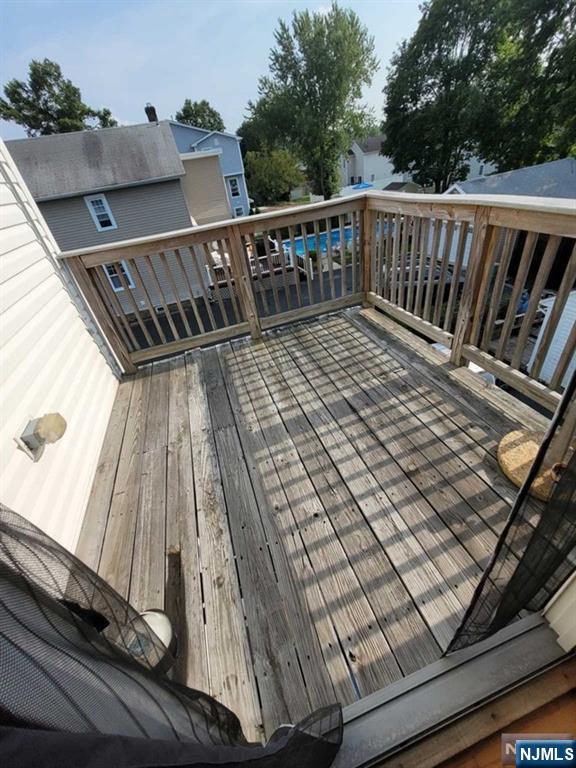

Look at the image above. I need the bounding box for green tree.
[0,59,117,136]
[254,2,378,198]
[475,0,576,169]
[382,0,499,192]
[175,99,225,131]
[245,148,304,204]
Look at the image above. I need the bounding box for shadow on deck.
[76,308,541,742]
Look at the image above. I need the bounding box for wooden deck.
[76,308,544,742]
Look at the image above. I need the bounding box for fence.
[61,192,576,416]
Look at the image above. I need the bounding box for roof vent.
[145,103,158,123]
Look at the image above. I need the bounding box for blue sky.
[0,0,422,140]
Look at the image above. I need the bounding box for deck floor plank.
[230,341,398,698]
[219,344,352,708]
[203,347,320,730]
[186,350,262,742]
[270,328,468,648]
[241,336,440,676]
[78,311,540,740]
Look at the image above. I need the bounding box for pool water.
[283,225,356,257]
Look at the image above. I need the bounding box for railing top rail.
[58,190,576,261]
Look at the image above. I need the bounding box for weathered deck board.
[78,310,539,740]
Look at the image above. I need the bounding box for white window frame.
[85,194,117,232]
[227,177,241,198]
[103,261,134,292]
[234,205,244,217]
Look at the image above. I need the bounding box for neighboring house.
[339,135,407,187]
[446,157,576,197]
[5,122,235,310]
[382,181,423,193]
[168,120,250,218]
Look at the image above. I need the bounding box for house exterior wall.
[181,156,231,224]
[340,144,402,187]
[39,179,192,252]
[169,122,250,217]
[0,140,119,552]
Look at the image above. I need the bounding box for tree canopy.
[382,0,576,190]
[0,59,117,136]
[244,148,304,205]
[252,2,379,198]
[175,99,225,131]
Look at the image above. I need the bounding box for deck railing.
[61,192,576,417]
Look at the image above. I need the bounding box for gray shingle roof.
[5,122,184,201]
[355,135,385,154]
[454,158,576,199]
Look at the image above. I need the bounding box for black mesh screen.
[448,370,576,652]
[0,506,342,767]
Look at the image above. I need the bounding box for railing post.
[547,392,576,467]
[228,225,262,341]
[362,204,374,303]
[450,206,493,365]
[67,256,137,374]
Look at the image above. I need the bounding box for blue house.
[168,121,250,218]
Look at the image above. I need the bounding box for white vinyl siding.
[0,140,119,552]
[85,194,117,231]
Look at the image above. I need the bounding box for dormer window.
[85,194,117,232]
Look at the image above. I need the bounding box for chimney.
[145,103,158,123]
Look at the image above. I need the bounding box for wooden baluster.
[128,258,167,345]
[201,241,230,327]
[92,264,139,351]
[530,241,576,380]
[495,231,538,360]
[159,252,194,338]
[288,225,303,306]
[216,238,242,324]
[375,211,384,297]
[390,214,401,306]
[432,219,455,326]
[262,231,281,314]
[325,217,336,300]
[405,217,421,314]
[115,259,156,347]
[141,255,181,341]
[443,221,469,333]
[510,235,560,369]
[451,207,492,365]
[173,248,207,335]
[338,214,347,297]
[301,221,315,304]
[228,225,262,340]
[479,229,517,351]
[385,213,393,300]
[413,218,430,318]
[273,228,293,311]
[351,209,359,295]
[423,218,442,322]
[550,320,576,392]
[185,245,217,332]
[468,226,502,347]
[243,231,267,317]
[314,219,326,302]
[362,207,374,297]
[67,257,136,373]
[397,215,412,310]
